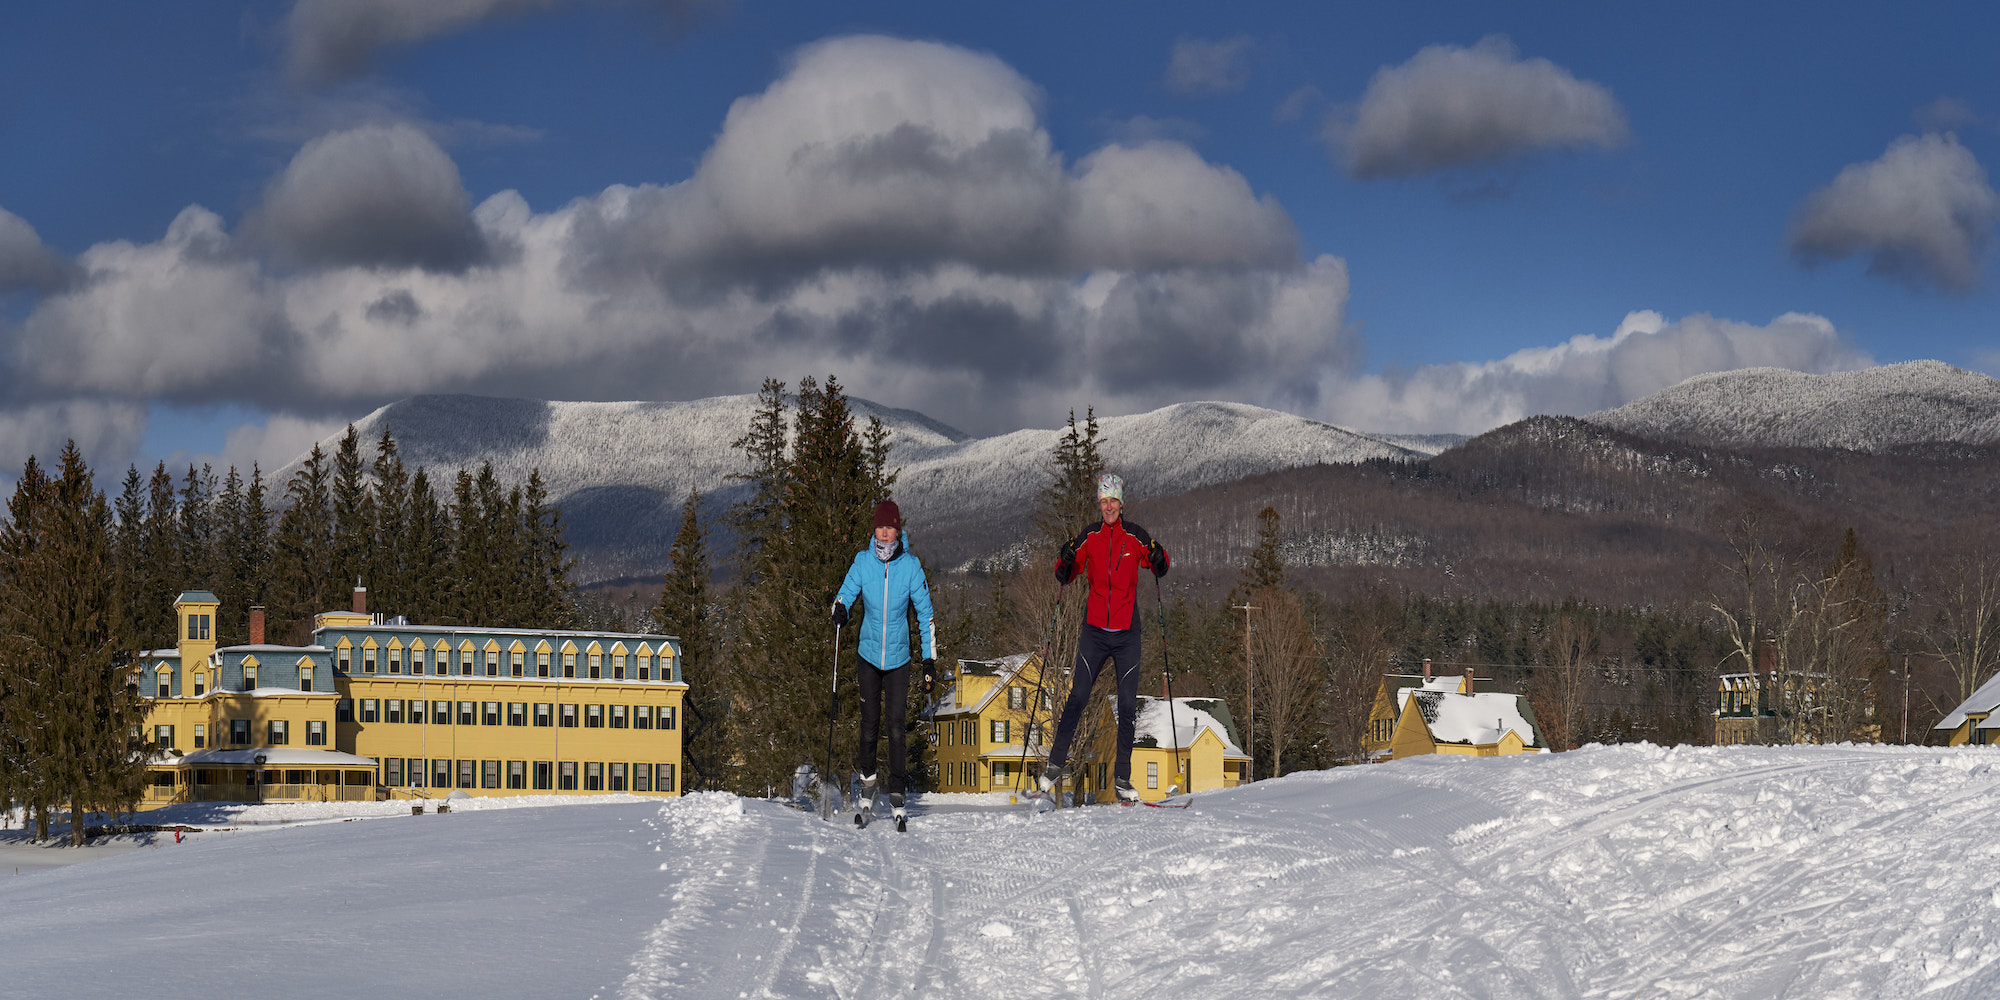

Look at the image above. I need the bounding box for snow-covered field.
[8,743,2000,998]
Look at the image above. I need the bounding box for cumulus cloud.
[248,123,488,272]
[8,35,1349,436]
[1333,35,1628,179]
[285,0,721,83]
[0,207,72,291]
[1322,311,1873,434]
[1788,132,1999,293]
[1164,36,1254,95]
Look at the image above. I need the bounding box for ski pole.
[1018,579,1068,795]
[825,621,842,815]
[1156,576,1187,803]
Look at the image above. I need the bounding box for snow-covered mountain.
[1587,360,2000,452]
[285,395,1429,581]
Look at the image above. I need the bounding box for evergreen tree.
[522,469,575,628]
[402,469,451,625]
[655,492,722,787]
[272,446,334,640]
[1033,409,1104,554]
[726,376,897,794]
[173,464,219,598]
[330,426,370,599]
[0,444,143,844]
[368,429,411,618]
[1244,505,1286,593]
[112,466,145,643]
[138,463,180,648]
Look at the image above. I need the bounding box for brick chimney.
[353,583,367,615]
[1463,666,1476,695]
[1757,638,1777,676]
[249,606,265,646]
[1422,658,1432,683]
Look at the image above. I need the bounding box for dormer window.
[242,665,258,691]
[299,666,314,693]
[193,672,206,696]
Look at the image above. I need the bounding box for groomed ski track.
[10,744,2000,998]
[622,743,2000,999]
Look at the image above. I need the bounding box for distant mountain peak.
[1586,360,2000,452]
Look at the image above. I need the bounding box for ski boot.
[854,773,877,828]
[1114,778,1139,806]
[1037,763,1067,795]
[890,792,907,833]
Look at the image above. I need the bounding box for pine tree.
[331,426,370,599]
[0,444,143,844]
[272,446,334,641]
[1033,409,1105,554]
[655,492,722,787]
[726,376,898,794]
[402,469,451,625]
[368,429,411,618]
[139,463,179,648]
[173,465,218,598]
[522,469,574,628]
[112,466,145,643]
[1244,506,1286,593]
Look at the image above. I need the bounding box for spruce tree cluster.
[720,376,899,794]
[109,425,576,648]
[0,444,145,843]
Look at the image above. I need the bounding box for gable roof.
[1131,696,1249,758]
[1937,671,2000,731]
[1407,689,1542,748]
[930,653,1037,716]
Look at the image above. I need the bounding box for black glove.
[830,601,848,626]
[1147,540,1169,578]
[1056,539,1078,581]
[922,658,936,696]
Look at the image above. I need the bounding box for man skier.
[1040,474,1169,804]
[832,499,937,830]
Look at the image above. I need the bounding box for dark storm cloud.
[247,124,489,273]
[284,0,725,83]
[1788,133,2000,293]
[1334,35,1628,179]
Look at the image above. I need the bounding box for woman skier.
[832,499,937,830]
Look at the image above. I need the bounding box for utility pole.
[1234,602,1258,781]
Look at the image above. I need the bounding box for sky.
[1,0,1997,478]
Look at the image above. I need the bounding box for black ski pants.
[1048,623,1142,784]
[856,659,909,794]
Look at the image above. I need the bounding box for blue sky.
[1,1,1994,476]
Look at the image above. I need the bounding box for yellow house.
[137,587,687,805]
[1364,664,1488,761]
[1080,695,1250,804]
[925,653,1249,804]
[1388,685,1545,760]
[928,653,1066,795]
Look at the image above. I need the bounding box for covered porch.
[142,748,380,806]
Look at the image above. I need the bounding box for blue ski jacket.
[836,534,937,671]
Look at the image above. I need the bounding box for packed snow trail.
[623,745,2000,1000]
[10,746,2000,998]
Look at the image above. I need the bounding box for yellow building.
[1364,663,1491,761]
[1387,684,1545,759]
[137,588,686,805]
[928,654,1060,795]
[926,653,1249,804]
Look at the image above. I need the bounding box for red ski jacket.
[1054,519,1168,631]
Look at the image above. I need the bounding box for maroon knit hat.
[872,500,902,530]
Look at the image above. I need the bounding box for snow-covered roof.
[1936,672,2000,731]
[1408,689,1540,748]
[1395,675,1466,711]
[1131,697,1248,758]
[170,748,377,767]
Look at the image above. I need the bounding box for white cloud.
[1915,97,1978,131]
[1164,36,1254,95]
[1333,35,1628,179]
[7,35,1351,437]
[1321,311,1873,434]
[1788,132,1999,293]
[209,413,355,474]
